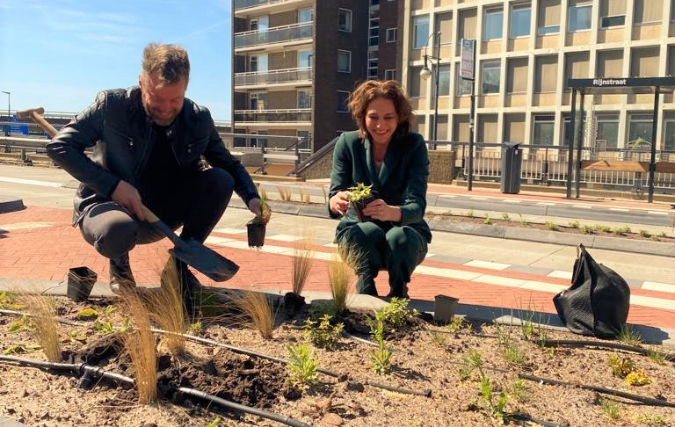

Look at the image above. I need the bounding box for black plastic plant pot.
[351,191,377,222]
[283,291,306,315]
[247,221,267,248]
[67,266,98,302]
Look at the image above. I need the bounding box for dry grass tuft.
[320,186,328,204]
[292,237,315,295]
[277,185,292,201]
[120,290,158,404]
[20,294,61,362]
[230,290,275,339]
[149,260,187,355]
[299,188,311,203]
[328,253,353,314]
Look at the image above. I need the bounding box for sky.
[0,0,233,121]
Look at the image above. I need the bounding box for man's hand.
[362,198,402,222]
[111,180,144,221]
[329,191,351,217]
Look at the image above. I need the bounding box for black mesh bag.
[553,244,630,339]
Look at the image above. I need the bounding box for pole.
[575,93,585,199]
[467,42,476,192]
[432,55,439,145]
[566,89,577,199]
[648,86,660,203]
[1,91,9,137]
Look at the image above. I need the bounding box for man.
[47,43,263,307]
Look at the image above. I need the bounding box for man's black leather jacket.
[46,87,259,224]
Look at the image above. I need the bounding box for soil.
[1,294,675,427]
[426,213,675,243]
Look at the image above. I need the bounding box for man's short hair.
[141,43,190,86]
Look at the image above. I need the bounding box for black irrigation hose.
[536,338,675,362]
[0,355,313,427]
[178,387,313,427]
[510,414,567,427]
[155,329,432,398]
[518,373,675,408]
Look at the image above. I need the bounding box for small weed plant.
[618,324,642,346]
[545,221,557,231]
[608,354,652,386]
[636,414,667,425]
[286,343,320,388]
[484,214,492,225]
[447,316,465,333]
[368,311,392,375]
[639,229,651,238]
[509,379,530,403]
[303,314,343,350]
[462,349,509,420]
[647,350,666,365]
[501,212,510,221]
[614,225,631,236]
[0,291,24,310]
[467,208,474,218]
[568,220,580,229]
[347,183,373,202]
[74,308,99,320]
[379,297,417,328]
[599,397,621,420]
[582,225,594,234]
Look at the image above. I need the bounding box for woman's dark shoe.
[109,254,136,294]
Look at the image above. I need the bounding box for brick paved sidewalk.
[2,205,674,333]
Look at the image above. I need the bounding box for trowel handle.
[140,204,160,224]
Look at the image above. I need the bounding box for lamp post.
[1,91,9,136]
[420,32,441,146]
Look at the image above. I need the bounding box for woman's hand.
[329,191,351,217]
[362,198,402,222]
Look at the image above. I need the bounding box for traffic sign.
[460,39,475,80]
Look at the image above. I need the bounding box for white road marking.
[0,222,54,231]
[0,177,62,188]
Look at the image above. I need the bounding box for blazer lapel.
[364,137,381,186]
[378,138,401,185]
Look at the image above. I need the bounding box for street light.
[420,32,441,146]
[1,91,9,136]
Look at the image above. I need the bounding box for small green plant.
[495,323,512,348]
[651,235,661,241]
[205,417,222,427]
[659,231,667,238]
[0,291,24,310]
[614,225,631,236]
[595,224,612,233]
[74,308,100,320]
[190,320,203,334]
[3,344,40,355]
[568,220,580,229]
[504,344,527,367]
[67,330,88,343]
[379,297,417,328]
[483,214,492,225]
[103,305,116,316]
[599,397,621,420]
[464,349,509,420]
[93,320,116,336]
[625,369,652,386]
[429,330,447,346]
[647,349,666,365]
[509,379,530,403]
[545,221,557,231]
[639,229,651,238]
[608,354,635,378]
[347,182,373,202]
[518,213,527,225]
[303,314,344,350]
[501,212,510,221]
[286,343,320,388]
[636,413,667,425]
[582,225,594,234]
[368,311,392,375]
[520,311,536,339]
[618,324,641,345]
[467,208,474,218]
[8,314,30,333]
[447,316,465,332]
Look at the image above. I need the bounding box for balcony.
[234,22,312,51]
[234,108,312,125]
[234,0,312,15]
[235,67,313,89]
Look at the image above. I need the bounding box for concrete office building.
[232,0,400,153]
[401,0,675,157]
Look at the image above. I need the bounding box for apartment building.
[402,0,675,156]
[232,0,400,153]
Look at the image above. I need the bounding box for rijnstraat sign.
[592,78,627,87]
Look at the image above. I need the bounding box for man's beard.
[142,100,180,126]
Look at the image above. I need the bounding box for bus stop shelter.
[567,77,675,203]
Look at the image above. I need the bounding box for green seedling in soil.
[205,417,222,427]
[608,354,636,378]
[3,344,41,355]
[67,329,88,343]
[103,305,116,316]
[614,225,631,236]
[582,225,594,234]
[379,297,417,329]
[625,369,652,386]
[598,396,621,420]
[74,308,99,320]
[520,311,536,339]
[618,324,641,346]
[545,221,557,231]
[190,320,203,334]
[639,229,651,238]
[501,212,510,221]
[636,414,667,425]
[0,291,25,310]
[447,316,465,332]
[483,214,492,225]
[429,330,447,347]
[8,314,30,333]
[480,375,509,421]
[504,343,528,367]
[347,182,373,202]
[303,314,343,351]
[509,379,530,403]
[368,310,392,375]
[494,322,512,348]
[467,208,474,218]
[286,343,320,388]
[647,350,666,365]
[568,220,580,229]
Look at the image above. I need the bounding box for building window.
[597,50,623,78]
[600,0,625,28]
[409,66,423,98]
[386,28,397,43]
[564,51,589,90]
[298,8,313,23]
[249,92,267,111]
[481,60,501,95]
[369,15,380,46]
[456,70,472,96]
[484,8,503,40]
[596,113,619,149]
[385,69,396,80]
[533,115,555,146]
[338,9,352,32]
[368,50,378,80]
[568,1,592,31]
[337,50,351,73]
[537,0,560,35]
[535,55,558,93]
[510,4,531,38]
[337,91,350,112]
[434,65,451,97]
[297,131,311,150]
[435,12,453,45]
[634,0,662,25]
[413,15,430,49]
[506,57,528,94]
[628,114,654,149]
[664,118,675,151]
[297,89,312,109]
[298,50,312,69]
[631,47,659,78]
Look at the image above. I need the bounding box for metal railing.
[233,108,312,123]
[234,0,304,11]
[234,67,313,87]
[234,22,313,49]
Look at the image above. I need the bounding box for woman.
[328,80,432,298]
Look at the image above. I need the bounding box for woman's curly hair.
[348,80,414,140]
